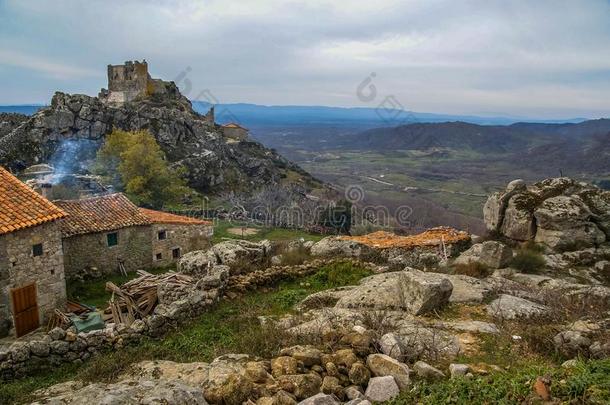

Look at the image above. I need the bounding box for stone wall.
[102,60,150,103]
[0,258,368,380]
[0,222,66,337]
[151,223,213,269]
[62,226,153,281]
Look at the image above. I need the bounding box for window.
[172,248,181,259]
[107,232,118,247]
[32,243,43,257]
[158,230,167,240]
[156,253,163,261]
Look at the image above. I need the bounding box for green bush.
[452,261,490,278]
[511,250,546,273]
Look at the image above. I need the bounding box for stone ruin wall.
[151,223,214,269]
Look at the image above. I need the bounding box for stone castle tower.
[99,60,151,104]
[97,60,214,124]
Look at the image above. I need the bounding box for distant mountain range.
[0,102,591,127]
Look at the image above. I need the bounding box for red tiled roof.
[139,208,212,226]
[0,166,66,235]
[222,122,248,130]
[55,193,151,237]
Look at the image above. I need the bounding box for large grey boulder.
[366,354,410,390]
[487,294,549,320]
[310,237,370,257]
[453,241,513,269]
[364,376,400,401]
[483,177,609,250]
[445,274,494,303]
[180,239,271,275]
[336,270,452,315]
[31,379,207,404]
[534,196,605,249]
[298,393,339,405]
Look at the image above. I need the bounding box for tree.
[95,129,191,209]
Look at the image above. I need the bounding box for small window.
[32,243,43,257]
[172,248,181,259]
[107,232,118,247]
[156,253,163,261]
[158,230,167,240]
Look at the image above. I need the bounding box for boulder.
[534,196,605,250]
[453,241,513,269]
[310,238,369,258]
[413,361,445,380]
[487,294,549,320]
[298,393,339,405]
[278,374,323,400]
[280,346,323,367]
[449,364,470,378]
[501,194,537,241]
[31,379,207,404]
[553,330,592,357]
[445,274,493,303]
[272,356,299,377]
[348,362,371,386]
[364,376,400,401]
[336,270,452,315]
[366,354,410,390]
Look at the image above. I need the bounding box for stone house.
[55,193,213,280]
[0,166,68,338]
[139,208,213,268]
[221,122,249,141]
[55,194,154,280]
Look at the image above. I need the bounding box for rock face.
[179,239,271,275]
[335,270,452,315]
[484,178,609,251]
[31,379,208,404]
[453,241,513,269]
[0,75,318,196]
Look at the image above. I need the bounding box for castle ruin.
[98,60,215,124]
[99,60,151,104]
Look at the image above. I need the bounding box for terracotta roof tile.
[55,193,151,237]
[139,208,212,226]
[0,166,66,235]
[222,122,248,130]
[339,227,470,249]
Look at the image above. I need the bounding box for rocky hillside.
[10,177,608,404]
[0,89,320,196]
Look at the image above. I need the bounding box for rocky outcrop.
[335,270,452,315]
[0,83,318,196]
[484,178,609,251]
[453,241,513,269]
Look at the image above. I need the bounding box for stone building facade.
[0,166,67,338]
[55,194,154,280]
[139,208,213,268]
[221,122,249,141]
[55,194,214,280]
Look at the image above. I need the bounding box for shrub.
[280,246,312,266]
[452,261,490,278]
[511,250,546,273]
[308,261,372,289]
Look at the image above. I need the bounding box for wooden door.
[11,283,39,337]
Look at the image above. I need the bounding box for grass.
[387,359,610,404]
[212,220,325,244]
[66,266,174,308]
[1,261,371,404]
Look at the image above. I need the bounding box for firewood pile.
[104,270,194,325]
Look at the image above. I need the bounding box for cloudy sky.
[1,0,609,119]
